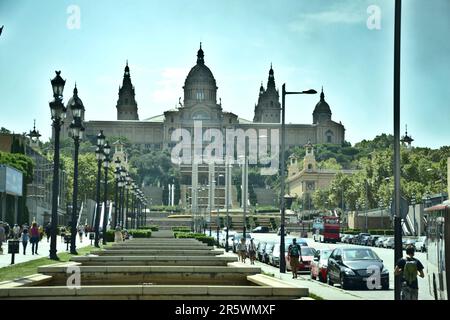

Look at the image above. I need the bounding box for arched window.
[308,164,313,170]
[325,130,334,143]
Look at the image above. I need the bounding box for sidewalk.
[0,234,91,268]
[220,249,364,300]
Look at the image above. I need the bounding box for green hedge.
[255,206,279,213]
[172,227,191,232]
[137,225,159,231]
[174,232,215,246]
[368,229,394,236]
[105,229,152,241]
[150,205,183,212]
[129,229,152,238]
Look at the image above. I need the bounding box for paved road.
[241,232,433,300]
[0,234,91,268]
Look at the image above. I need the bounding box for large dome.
[183,44,218,107]
[313,88,332,124]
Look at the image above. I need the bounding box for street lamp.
[94,131,105,247]
[102,143,111,245]
[113,159,121,227]
[125,175,132,229]
[411,197,417,236]
[279,83,317,273]
[68,84,85,254]
[48,71,67,260]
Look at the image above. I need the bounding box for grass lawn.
[0,245,95,282]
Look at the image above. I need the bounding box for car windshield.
[301,247,316,256]
[343,248,380,261]
[320,250,332,259]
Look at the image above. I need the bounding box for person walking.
[78,225,84,243]
[0,222,5,255]
[238,238,247,263]
[29,222,40,255]
[21,227,29,255]
[114,226,123,243]
[395,245,425,300]
[3,223,10,240]
[288,238,302,279]
[248,238,257,265]
[13,224,20,239]
[45,222,51,242]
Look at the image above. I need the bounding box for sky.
[0,0,449,148]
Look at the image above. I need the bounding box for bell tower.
[116,61,139,120]
[303,141,317,172]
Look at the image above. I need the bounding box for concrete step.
[91,249,224,256]
[70,255,238,266]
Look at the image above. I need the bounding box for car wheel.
[340,274,349,290]
[382,283,389,290]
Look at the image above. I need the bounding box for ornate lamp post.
[48,71,67,260]
[125,175,132,229]
[68,84,85,254]
[279,84,317,273]
[119,167,127,227]
[102,143,111,245]
[94,131,105,247]
[113,159,121,228]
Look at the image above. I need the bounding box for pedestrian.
[114,226,123,243]
[78,225,84,243]
[30,222,40,255]
[45,222,51,242]
[238,238,247,263]
[38,224,44,241]
[288,238,302,279]
[0,222,5,255]
[13,224,20,239]
[3,223,10,240]
[60,226,66,242]
[395,245,425,300]
[248,238,257,265]
[21,227,29,255]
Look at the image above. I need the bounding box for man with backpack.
[395,245,425,300]
[288,238,302,279]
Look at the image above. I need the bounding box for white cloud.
[151,67,189,105]
[289,2,367,33]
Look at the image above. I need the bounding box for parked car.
[367,235,380,247]
[353,233,371,245]
[383,237,395,249]
[359,235,371,246]
[347,235,355,244]
[256,241,267,261]
[271,242,289,267]
[327,247,389,290]
[286,246,317,273]
[375,236,387,247]
[263,242,275,264]
[403,238,416,250]
[252,226,270,233]
[415,236,427,252]
[310,249,333,282]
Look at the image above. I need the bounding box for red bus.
[424,201,449,300]
[312,216,340,243]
